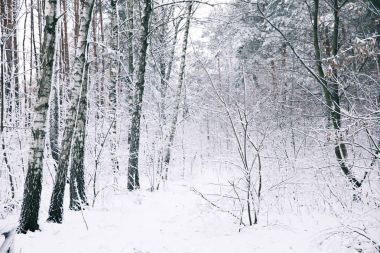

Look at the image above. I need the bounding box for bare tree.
[48,0,96,223]
[18,0,59,233]
[109,0,120,186]
[127,0,152,190]
[160,1,193,183]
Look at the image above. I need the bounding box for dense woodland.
[0,0,380,252]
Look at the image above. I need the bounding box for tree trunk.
[22,6,28,127]
[61,0,70,73]
[69,61,89,210]
[48,0,96,223]
[158,10,181,131]
[161,2,192,181]
[4,0,14,122]
[0,20,15,200]
[312,0,364,189]
[13,0,20,126]
[74,0,80,47]
[126,0,134,113]
[109,0,120,185]
[98,0,105,107]
[18,0,59,233]
[127,0,152,190]
[49,84,60,167]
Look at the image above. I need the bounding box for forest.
[0,0,379,252]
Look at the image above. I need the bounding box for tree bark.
[61,0,70,73]
[49,83,60,166]
[69,61,89,210]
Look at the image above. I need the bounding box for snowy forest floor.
[6,180,377,253]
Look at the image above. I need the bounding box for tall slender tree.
[126,0,134,113]
[69,61,89,210]
[127,0,152,190]
[18,0,59,233]
[109,0,120,185]
[161,2,193,181]
[0,2,16,200]
[311,0,366,189]
[48,0,96,223]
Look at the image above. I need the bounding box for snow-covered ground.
[11,180,376,253]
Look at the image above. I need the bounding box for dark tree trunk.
[0,18,15,200]
[312,0,365,189]
[127,0,152,190]
[50,85,60,166]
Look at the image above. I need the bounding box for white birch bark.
[18,0,59,233]
[109,0,120,185]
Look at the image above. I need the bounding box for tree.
[160,1,193,182]
[310,0,366,189]
[69,61,89,210]
[0,1,15,201]
[256,0,374,191]
[18,0,59,233]
[109,0,120,185]
[127,0,152,190]
[48,0,96,223]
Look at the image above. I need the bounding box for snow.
[13,180,366,253]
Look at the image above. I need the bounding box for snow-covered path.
[15,182,342,253]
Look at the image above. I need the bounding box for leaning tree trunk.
[127,0,152,190]
[18,0,59,233]
[161,2,192,181]
[69,61,89,210]
[48,0,96,223]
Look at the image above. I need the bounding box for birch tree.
[109,0,120,185]
[18,0,59,233]
[127,0,152,190]
[161,2,193,181]
[48,0,96,223]
[69,61,89,210]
